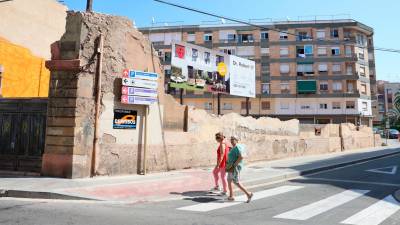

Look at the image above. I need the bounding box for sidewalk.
[1,143,400,203]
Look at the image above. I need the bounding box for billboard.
[170,42,255,97]
[170,42,231,94]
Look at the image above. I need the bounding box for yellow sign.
[217,62,227,76]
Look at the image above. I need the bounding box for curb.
[243,148,400,188]
[0,189,97,201]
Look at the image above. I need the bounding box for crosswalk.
[177,185,400,225]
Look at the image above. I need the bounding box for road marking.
[366,166,398,175]
[341,195,400,225]
[177,185,303,212]
[300,177,400,187]
[274,189,369,221]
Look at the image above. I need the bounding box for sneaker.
[246,192,253,203]
[220,191,227,196]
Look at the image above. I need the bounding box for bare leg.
[234,182,251,197]
[228,179,234,199]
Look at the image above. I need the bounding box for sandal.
[246,192,253,203]
[227,197,235,201]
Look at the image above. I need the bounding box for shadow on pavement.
[170,191,222,203]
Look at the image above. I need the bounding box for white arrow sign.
[366,166,398,175]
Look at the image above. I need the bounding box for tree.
[388,91,400,127]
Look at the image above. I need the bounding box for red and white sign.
[175,44,186,59]
[122,69,129,78]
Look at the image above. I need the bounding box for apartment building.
[376,81,400,125]
[139,19,377,126]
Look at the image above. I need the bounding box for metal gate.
[0,99,47,173]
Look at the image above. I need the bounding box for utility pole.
[86,0,93,12]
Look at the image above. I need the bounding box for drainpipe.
[91,35,104,177]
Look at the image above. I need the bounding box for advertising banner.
[170,42,230,94]
[170,42,255,97]
[113,109,137,129]
[229,55,256,98]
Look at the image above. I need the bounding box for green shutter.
[297,80,317,94]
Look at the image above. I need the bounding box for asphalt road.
[2,153,400,225]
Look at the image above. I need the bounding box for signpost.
[122,77,158,89]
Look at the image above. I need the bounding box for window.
[239,34,254,43]
[361,83,367,94]
[332,63,341,73]
[331,47,340,56]
[223,103,233,110]
[280,47,289,56]
[221,48,236,55]
[262,83,270,94]
[187,33,196,42]
[318,63,328,73]
[332,102,341,109]
[280,83,290,93]
[356,34,367,46]
[346,65,353,75]
[333,82,343,91]
[316,29,326,39]
[261,48,270,56]
[261,101,271,110]
[320,103,328,109]
[318,47,327,56]
[346,101,355,109]
[301,105,312,110]
[260,31,269,40]
[192,49,198,62]
[296,46,305,58]
[204,102,213,110]
[304,45,313,55]
[362,102,368,111]
[280,64,290,74]
[204,52,211,64]
[227,34,236,41]
[204,33,212,42]
[359,66,366,76]
[164,52,172,62]
[330,28,339,38]
[345,46,352,56]
[280,102,289,110]
[298,31,311,41]
[279,30,288,40]
[241,101,251,110]
[319,82,328,91]
[297,63,314,76]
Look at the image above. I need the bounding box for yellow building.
[0,37,50,97]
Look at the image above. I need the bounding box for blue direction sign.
[121,95,157,105]
[122,86,158,97]
[129,71,158,81]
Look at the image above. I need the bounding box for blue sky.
[63,0,400,82]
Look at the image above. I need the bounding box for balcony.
[219,39,238,44]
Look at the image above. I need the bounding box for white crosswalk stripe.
[177,185,304,212]
[274,189,370,221]
[341,195,400,225]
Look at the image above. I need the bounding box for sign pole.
[142,105,149,175]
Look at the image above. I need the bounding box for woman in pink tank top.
[211,132,230,195]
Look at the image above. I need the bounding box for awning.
[297,80,317,94]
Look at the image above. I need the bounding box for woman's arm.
[234,154,243,167]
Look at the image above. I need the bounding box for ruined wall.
[341,123,378,149]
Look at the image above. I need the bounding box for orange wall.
[0,37,49,98]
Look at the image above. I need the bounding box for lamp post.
[86,0,93,12]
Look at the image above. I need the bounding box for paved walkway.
[1,142,400,203]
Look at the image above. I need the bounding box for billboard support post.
[246,97,250,116]
[180,88,184,105]
[217,93,221,115]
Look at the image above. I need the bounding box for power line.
[153,0,400,54]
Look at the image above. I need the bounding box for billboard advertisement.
[113,109,137,129]
[170,42,255,97]
[170,42,231,94]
